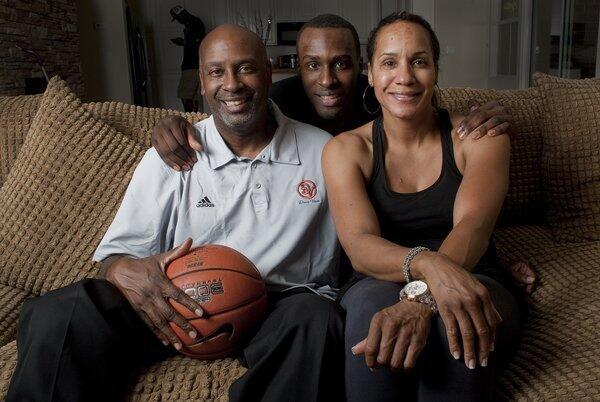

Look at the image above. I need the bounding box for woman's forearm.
[437,216,491,272]
[344,233,413,283]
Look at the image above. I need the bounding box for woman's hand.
[105,238,205,350]
[508,261,538,294]
[414,252,502,369]
[351,300,432,372]
[151,115,203,171]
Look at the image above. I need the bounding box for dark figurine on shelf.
[170,6,205,112]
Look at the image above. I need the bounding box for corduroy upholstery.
[0,94,42,188]
[533,72,600,242]
[440,87,545,225]
[0,77,147,296]
[0,285,31,347]
[0,76,598,400]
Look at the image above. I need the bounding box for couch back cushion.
[440,87,545,225]
[533,73,600,242]
[0,97,206,189]
[0,77,149,295]
[0,95,42,188]
[84,101,206,147]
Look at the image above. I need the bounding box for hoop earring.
[362,85,381,115]
[432,83,441,109]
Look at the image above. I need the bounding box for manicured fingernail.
[452,351,460,360]
[468,359,476,370]
[473,130,480,138]
[369,367,375,373]
[189,331,197,339]
[162,340,169,346]
[457,126,466,136]
[526,277,535,283]
[183,164,191,171]
[173,165,181,171]
[481,358,488,367]
[174,342,182,350]
[195,309,203,317]
[192,156,198,163]
[351,346,357,355]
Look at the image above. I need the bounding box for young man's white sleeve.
[92,148,180,262]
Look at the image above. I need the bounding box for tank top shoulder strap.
[437,108,462,178]
[370,116,385,185]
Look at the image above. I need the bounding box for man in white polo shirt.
[7,25,344,402]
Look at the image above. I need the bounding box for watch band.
[399,284,439,315]
[402,246,429,283]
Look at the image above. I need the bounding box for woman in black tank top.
[322,12,521,402]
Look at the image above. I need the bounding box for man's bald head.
[200,24,268,66]
[199,24,272,136]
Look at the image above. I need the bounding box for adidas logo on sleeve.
[196,196,215,207]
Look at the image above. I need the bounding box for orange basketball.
[165,244,267,359]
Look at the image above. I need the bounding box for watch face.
[404,280,428,297]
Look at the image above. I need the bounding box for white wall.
[77,0,133,103]
[434,0,491,88]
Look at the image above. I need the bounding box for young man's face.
[297,27,361,122]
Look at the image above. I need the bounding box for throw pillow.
[0,77,146,295]
[533,72,600,242]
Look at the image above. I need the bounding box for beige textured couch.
[0,75,598,400]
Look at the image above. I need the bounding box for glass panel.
[499,24,512,74]
[501,0,519,20]
[498,22,519,75]
[532,0,599,78]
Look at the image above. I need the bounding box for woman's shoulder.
[322,121,374,174]
[328,121,373,153]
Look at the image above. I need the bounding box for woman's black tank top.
[365,109,507,284]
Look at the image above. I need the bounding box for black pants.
[7,279,345,402]
[341,275,521,402]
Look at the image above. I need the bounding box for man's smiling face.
[199,25,271,134]
[297,27,361,122]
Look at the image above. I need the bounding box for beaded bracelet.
[402,246,429,283]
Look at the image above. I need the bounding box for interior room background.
[1,0,599,112]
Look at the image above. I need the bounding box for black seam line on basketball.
[189,323,233,345]
[193,292,267,317]
[168,267,262,282]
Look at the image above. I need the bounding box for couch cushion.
[0,285,31,347]
[534,72,600,242]
[130,355,246,401]
[0,77,147,295]
[0,95,42,188]
[496,240,600,399]
[0,341,17,398]
[84,102,207,147]
[0,340,246,401]
[440,87,545,225]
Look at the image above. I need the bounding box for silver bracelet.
[402,246,429,283]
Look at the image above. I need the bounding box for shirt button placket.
[251,161,268,213]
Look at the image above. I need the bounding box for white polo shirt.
[93,102,340,298]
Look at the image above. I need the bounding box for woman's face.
[368,21,437,120]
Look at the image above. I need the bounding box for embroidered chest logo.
[196,196,215,208]
[297,179,318,200]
